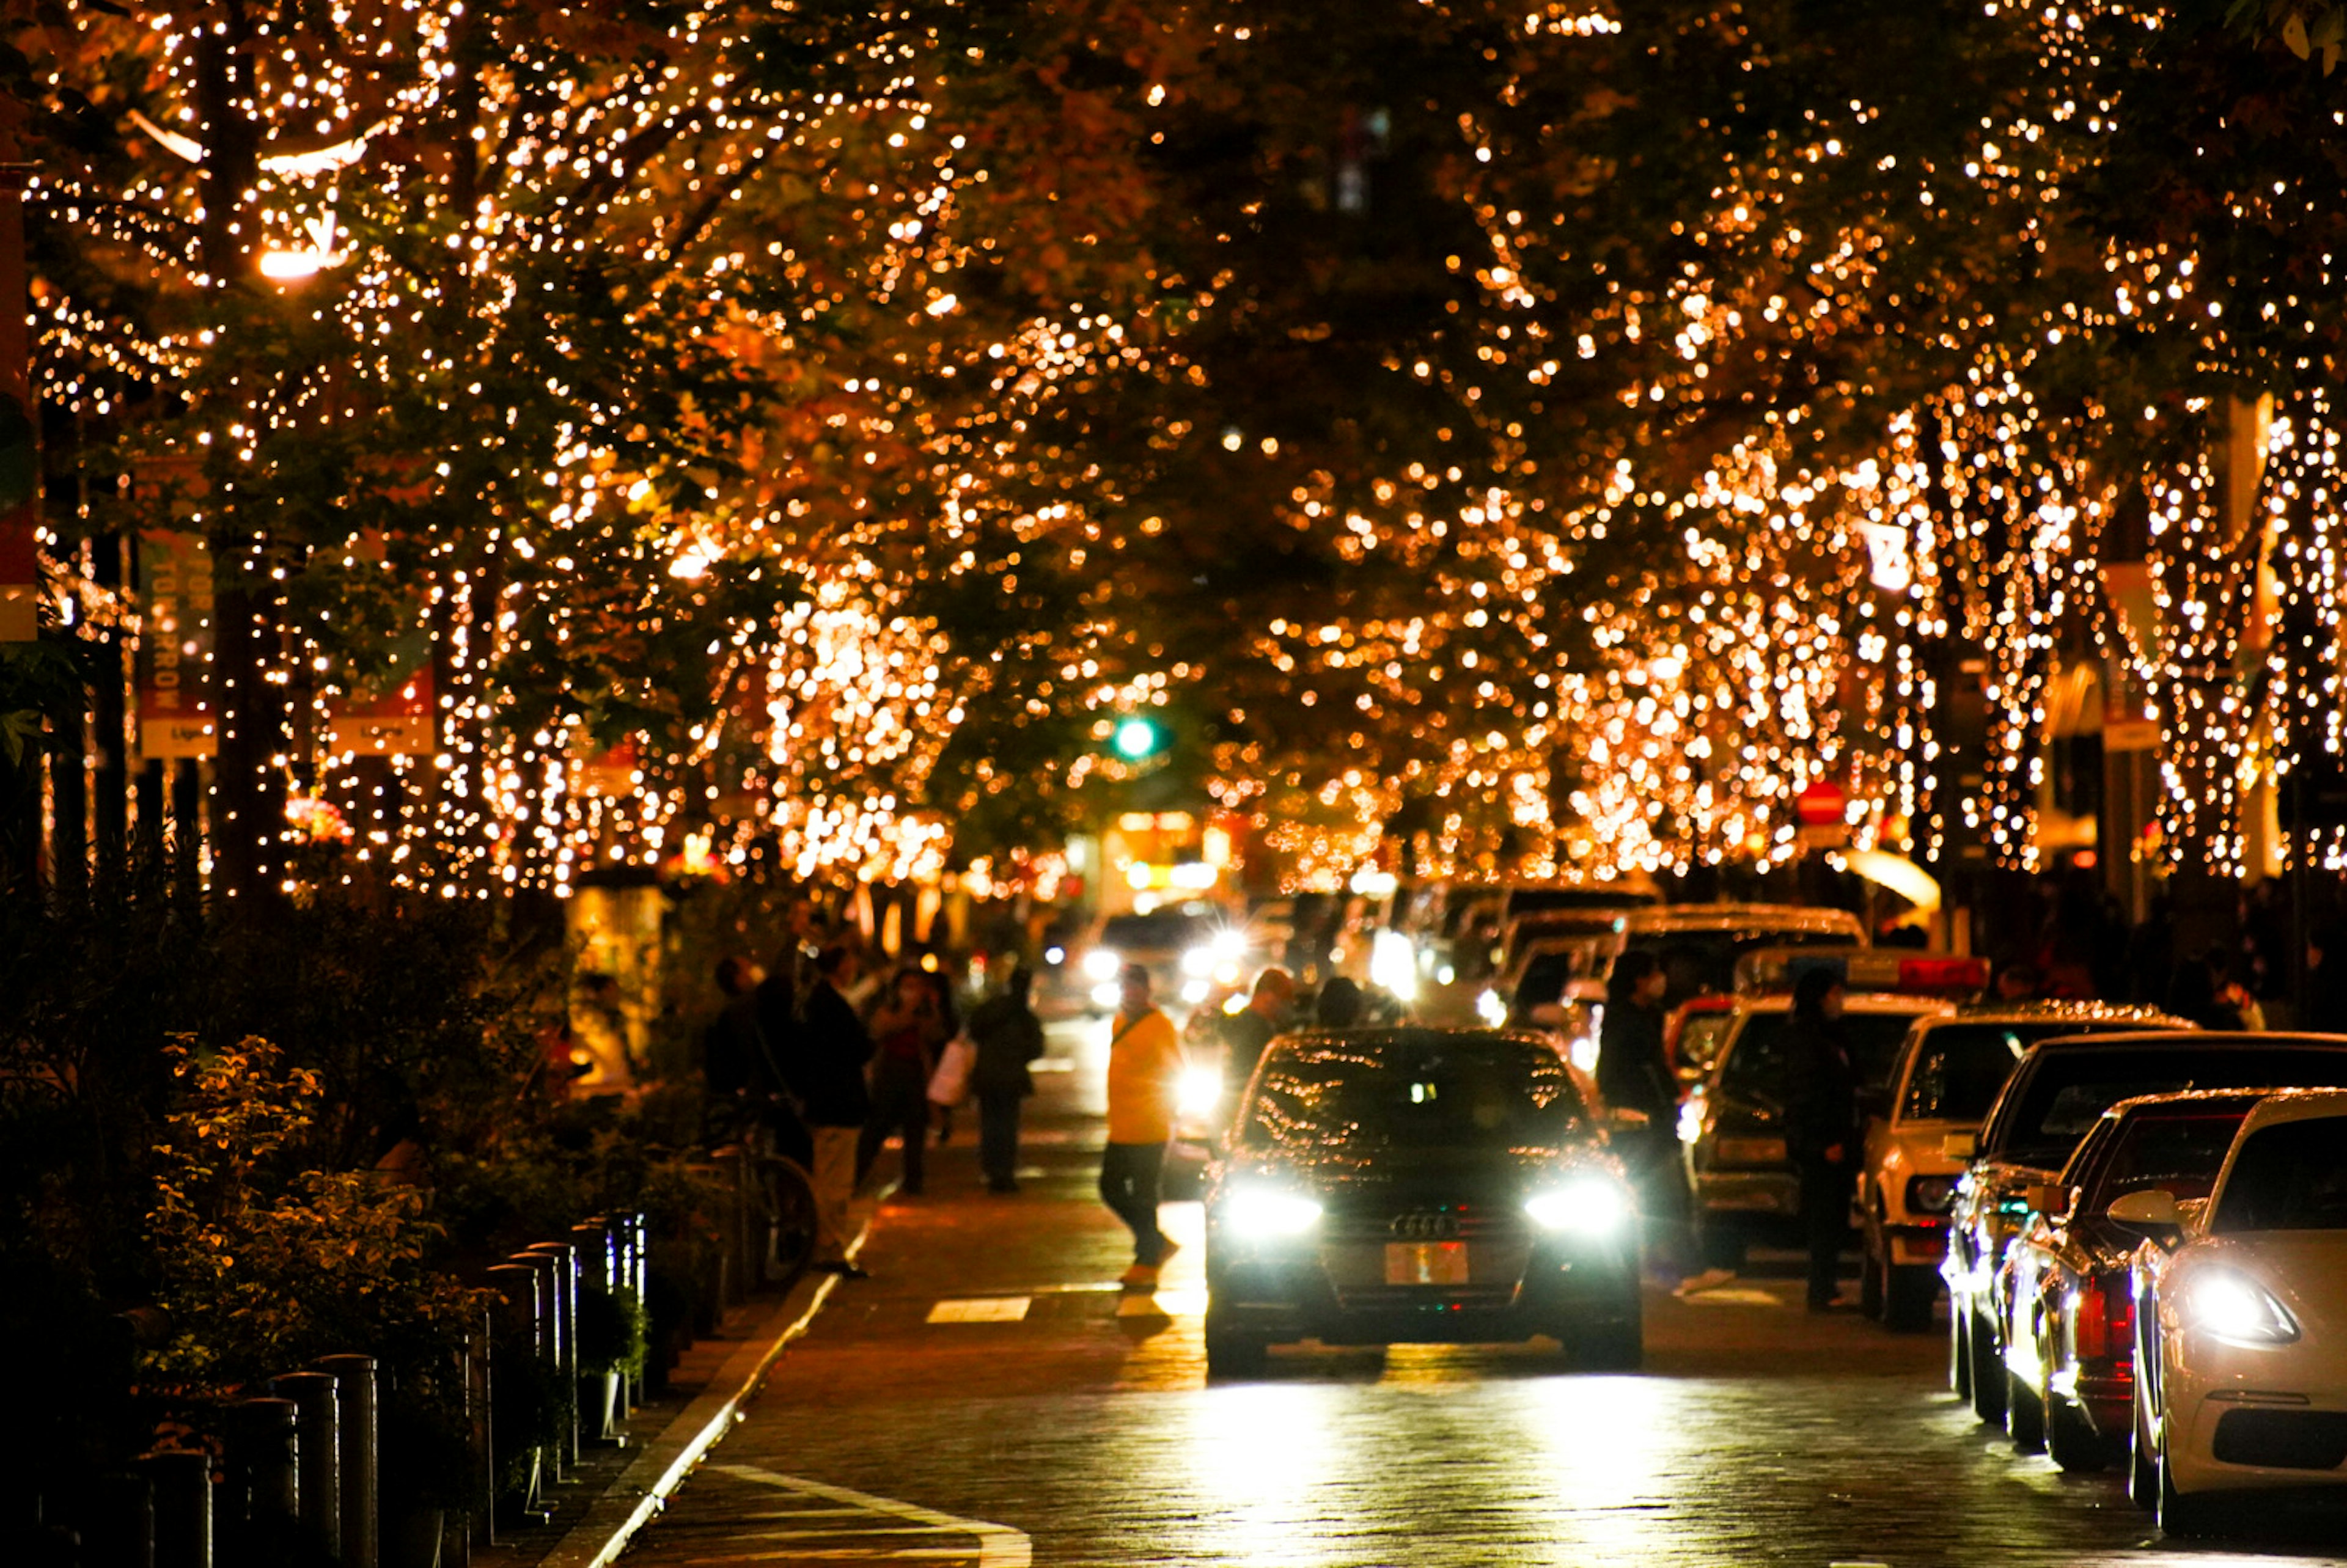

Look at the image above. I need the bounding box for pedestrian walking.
[1595,951,1713,1291]
[787,943,876,1278]
[925,966,963,1145]
[1101,964,1185,1289]
[966,965,1048,1192]
[1780,967,1857,1312]
[859,966,940,1195]
[1222,967,1295,1091]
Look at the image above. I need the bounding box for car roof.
[1269,1025,1559,1050]
[2021,1030,2347,1052]
[1940,1002,2189,1027]
[2233,1087,2347,1133]
[2098,1086,2280,1121]
[1728,991,1952,1016]
[1622,903,1864,934]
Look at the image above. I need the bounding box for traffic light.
[1111,716,1165,760]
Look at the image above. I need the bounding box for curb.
[535,1198,883,1568]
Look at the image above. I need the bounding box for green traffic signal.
[1112,717,1163,760]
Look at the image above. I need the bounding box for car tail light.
[1897,956,1990,993]
[2074,1275,2133,1362]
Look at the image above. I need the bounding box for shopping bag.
[927,1033,976,1107]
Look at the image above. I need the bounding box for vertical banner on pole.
[136,530,218,760]
[326,622,435,757]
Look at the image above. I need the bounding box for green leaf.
[0,708,40,768]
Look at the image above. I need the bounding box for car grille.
[1329,1282,1524,1311]
[1320,1204,1526,1244]
[2211,1409,2347,1471]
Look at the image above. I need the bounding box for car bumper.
[1881,1222,1947,1268]
[2167,1347,2347,1497]
[1207,1236,1639,1347]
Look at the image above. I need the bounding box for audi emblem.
[1389,1211,1461,1242]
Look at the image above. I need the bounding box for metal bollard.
[317,1355,377,1568]
[628,1214,650,1409]
[462,1311,493,1556]
[225,1396,301,1563]
[138,1451,210,1568]
[508,1253,568,1481]
[272,1370,341,1559]
[483,1265,548,1527]
[88,1469,158,1568]
[570,1223,612,1297]
[523,1248,582,1474]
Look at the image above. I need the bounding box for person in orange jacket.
[1101,963,1185,1289]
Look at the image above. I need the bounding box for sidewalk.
[482,1024,1127,1568]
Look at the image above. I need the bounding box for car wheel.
[1203,1325,1268,1379]
[2129,1387,2158,1511]
[1949,1294,1974,1398]
[2046,1388,2110,1474]
[1570,1293,1644,1371]
[1699,1218,1746,1272]
[2158,1423,2231,1537]
[1968,1311,2007,1426]
[1883,1265,1938,1333]
[2006,1365,2046,1453]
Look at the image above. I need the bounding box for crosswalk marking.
[926,1297,1030,1324]
[689,1464,1031,1567]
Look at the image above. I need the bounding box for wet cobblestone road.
[620,1025,2344,1568]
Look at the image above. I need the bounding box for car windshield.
[1900,1023,2120,1122]
[1510,948,1603,1013]
[1717,1010,1933,1109]
[1991,1047,2347,1168]
[2214,1118,2347,1232]
[1099,908,1216,951]
[1678,1012,1737,1071]
[1238,1033,1589,1156]
[2074,1109,2254,1208]
[1628,928,1858,1008]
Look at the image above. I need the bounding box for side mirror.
[1941,1129,1978,1160]
[2022,1182,2070,1218]
[1856,1085,1892,1121]
[2106,1187,2184,1248]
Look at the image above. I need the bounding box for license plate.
[1384,1240,1471,1286]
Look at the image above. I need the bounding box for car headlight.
[1180,945,1216,978]
[1082,948,1122,981]
[1524,1178,1635,1237]
[2187,1267,2301,1347]
[1906,1175,1958,1215]
[1475,989,1507,1025]
[1177,1064,1223,1119]
[1089,980,1123,1009]
[1210,928,1247,963]
[1221,1185,1323,1237]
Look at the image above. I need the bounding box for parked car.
[1202,1027,1642,1376]
[1678,991,1954,1269]
[1859,1002,2183,1330]
[2120,1090,2347,1534]
[1666,994,1739,1085]
[1944,1032,2347,1429]
[1998,1089,2268,1471]
[1610,904,1866,1011]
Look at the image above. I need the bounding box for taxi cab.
[1679,988,1955,1269]
[1859,1002,2181,1330]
